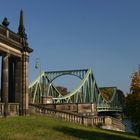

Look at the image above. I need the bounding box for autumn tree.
[130,68,140,94]
[126,67,140,136]
[56,86,70,96]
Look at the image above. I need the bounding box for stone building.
[0,10,33,116]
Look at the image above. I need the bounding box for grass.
[0,115,139,140]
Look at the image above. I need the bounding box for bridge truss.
[29,69,124,112]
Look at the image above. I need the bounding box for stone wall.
[42,97,53,104]
[0,103,19,117]
[43,103,97,116]
[29,104,125,132]
[101,116,125,131]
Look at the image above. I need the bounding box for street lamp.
[35,58,41,73]
[35,58,42,103]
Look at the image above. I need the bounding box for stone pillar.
[14,59,21,103]
[1,58,3,102]
[1,54,9,116]
[19,59,23,115]
[20,52,29,115]
[8,57,15,102]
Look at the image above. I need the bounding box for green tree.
[126,67,140,136]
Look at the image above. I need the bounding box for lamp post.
[35,58,42,103]
[35,58,41,74]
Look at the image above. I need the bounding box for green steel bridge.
[29,69,124,112]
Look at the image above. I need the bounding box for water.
[123,119,134,133]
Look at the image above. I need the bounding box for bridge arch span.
[29,69,124,112]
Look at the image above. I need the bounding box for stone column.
[14,59,21,103]
[19,60,23,115]
[21,52,29,115]
[8,57,14,102]
[1,54,9,117]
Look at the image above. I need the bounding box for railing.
[0,25,6,36]
[0,25,21,44]
[29,104,125,132]
[0,103,4,117]
[0,103,19,117]
[8,103,19,116]
[29,104,84,125]
[97,105,122,112]
[9,31,20,43]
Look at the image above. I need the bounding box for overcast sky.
[0,0,140,93]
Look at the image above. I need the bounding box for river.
[123,119,134,133]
